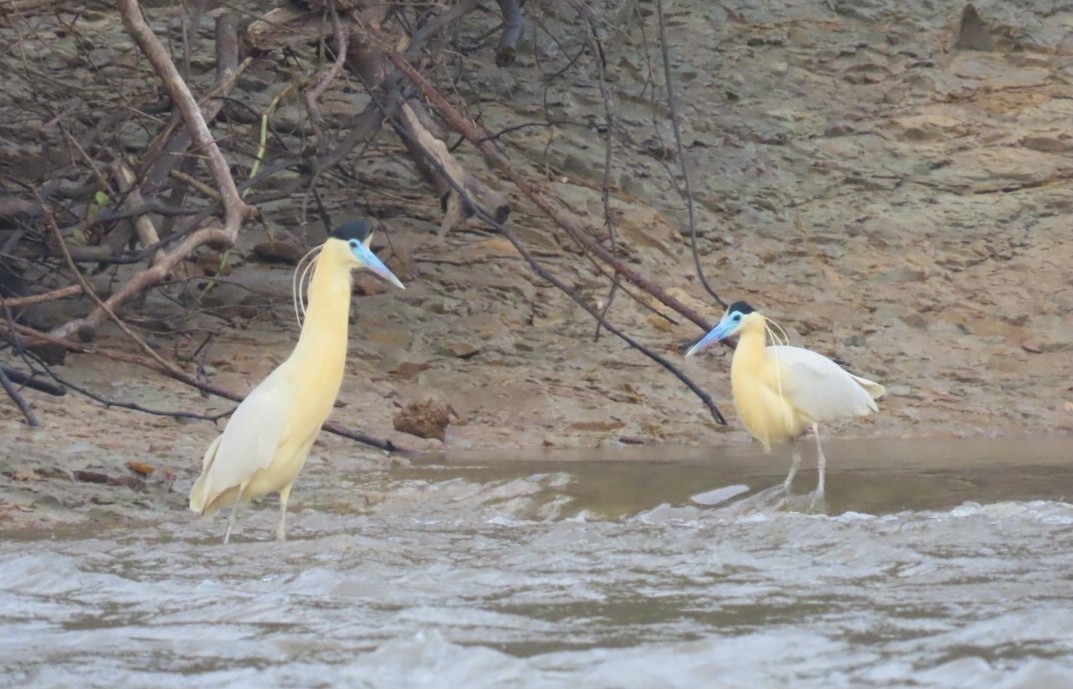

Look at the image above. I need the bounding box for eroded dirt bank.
[1,0,1070,524]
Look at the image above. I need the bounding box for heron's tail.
[851,374,885,401]
[189,436,222,514]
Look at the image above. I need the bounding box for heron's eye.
[349,239,359,249]
[732,313,741,321]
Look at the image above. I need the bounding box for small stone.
[647,313,674,332]
[390,360,430,378]
[1021,135,1072,154]
[393,398,453,441]
[126,461,154,477]
[252,241,302,265]
[1021,340,1043,354]
[12,468,39,481]
[441,341,481,359]
[902,313,928,329]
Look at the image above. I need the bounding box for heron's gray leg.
[276,483,293,541]
[812,423,827,496]
[224,484,246,544]
[783,446,802,493]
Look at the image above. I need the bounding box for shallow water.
[1,437,1071,689]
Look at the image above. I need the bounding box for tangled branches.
[0,0,726,442]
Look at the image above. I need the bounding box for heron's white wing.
[767,345,879,423]
[202,366,295,494]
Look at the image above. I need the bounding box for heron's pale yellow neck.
[730,313,769,374]
[729,311,799,450]
[291,243,353,381]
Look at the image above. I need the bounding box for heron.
[189,220,404,543]
[686,300,884,499]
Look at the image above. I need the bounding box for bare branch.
[0,364,66,397]
[43,3,254,341]
[0,365,39,426]
[112,161,165,266]
[47,222,232,341]
[0,285,82,309]
[395,100,510,240]
[383,84,727,426]
[378,41,714,333]
[655,0,724,309]
[117,0,251,229]
[306,2,350,143]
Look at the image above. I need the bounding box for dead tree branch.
[119,0,251,228]
[406,136,728,426]
[655,0,724,309]
[0,365,40,426]
[0,285,82,309]
[39,193,189,378]
[112,161,165,266]
[395,99,510,240]
[305,2,350,144]
[0,364,66,397]
[5,312,405,452]
[378,41,714,333]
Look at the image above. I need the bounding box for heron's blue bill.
[685,315,736,356]
[351,242,405,290]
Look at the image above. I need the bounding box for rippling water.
[1,437,1071,688]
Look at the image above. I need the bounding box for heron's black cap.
[330,220,372,243]
[726,300,755,315]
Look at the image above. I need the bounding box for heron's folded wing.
[768,345,878,422]
[204,367,294,492]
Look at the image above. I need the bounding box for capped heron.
[189,220,404,542]
[686,301,884,497]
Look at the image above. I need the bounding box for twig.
[474,189,726,426]
[0,364,66,396]
[112,161,165,266]
[38,190,194,379]
[305,1,349,142]
[168,169,223,202]
[0,365,39,426]
[16,346,231,423]
[0,284,82,309]
[655,0,724,309]
[577,6,621,342]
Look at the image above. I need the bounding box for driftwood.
[395,100,510,240]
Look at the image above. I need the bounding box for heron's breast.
[248,355,346,496]
[731,360,807,449]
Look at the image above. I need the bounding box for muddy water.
[1,437,1071,688]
